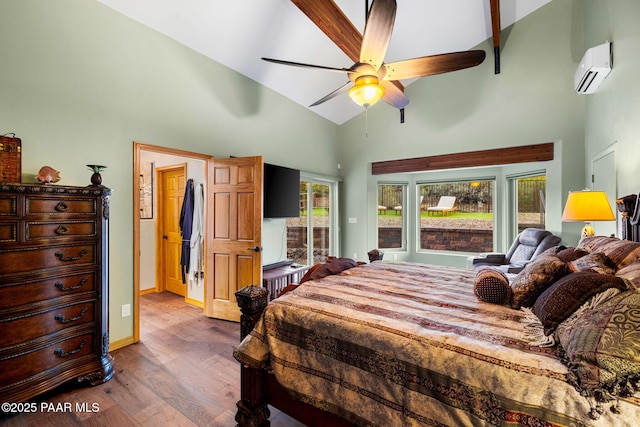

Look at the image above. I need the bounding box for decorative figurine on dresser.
[0,182,114,402]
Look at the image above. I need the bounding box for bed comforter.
[234,261,640,426]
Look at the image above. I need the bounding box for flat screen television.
[263,163,300,218]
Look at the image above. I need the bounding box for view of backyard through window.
[286,181,331,265]
[378,176,547,252]
[284,174,547,263]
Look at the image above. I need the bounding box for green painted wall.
[0,0,339,344]
[337,0,587,265]
[582,0,640,197]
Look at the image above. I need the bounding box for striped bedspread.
[234,261,640,426]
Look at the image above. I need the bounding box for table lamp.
[562,189,616,238]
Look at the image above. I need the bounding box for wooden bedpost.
[617,194,639,242]
[235,285,270,427]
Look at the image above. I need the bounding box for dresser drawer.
[0,300,96,348]
[0,332,95,386]
[25,196,96,216]
[0,271,97,307]
[0,244,96,275]
[0,222,17,243]
[0,195,17,216]
[25,220,97,241]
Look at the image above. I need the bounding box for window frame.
[376,182,408,251]
[287,173,339,266]
[415,178,496,254]
[506,170,547,244]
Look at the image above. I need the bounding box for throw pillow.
[615,263,640,289]
[299,257,359,284]
[532,272,628,335]
[473,268,512,305]
[558,290,640,407]
[568,252,616,275]
[510,255,568,309]
[556,247,589,263]
[578,236,640,269]
[538,245,565,258]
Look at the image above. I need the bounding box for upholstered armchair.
[471,228,562,274]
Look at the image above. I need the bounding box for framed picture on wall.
[140,161,154,219]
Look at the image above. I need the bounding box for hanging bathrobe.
[189,182,204,287]
[179,178,194,284]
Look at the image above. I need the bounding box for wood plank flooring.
[0,292,304,427]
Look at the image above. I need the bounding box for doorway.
[133,142,212,343]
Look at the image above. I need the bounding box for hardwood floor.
[0,292,304,426]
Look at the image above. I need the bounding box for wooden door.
[592,148,617,237]
[158,166,187,297]
[205,156,263,321]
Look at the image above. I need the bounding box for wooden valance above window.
[371,142,554,175]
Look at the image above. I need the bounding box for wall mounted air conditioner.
[574,42,612,94]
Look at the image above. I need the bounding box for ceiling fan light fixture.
[348,76,385,108]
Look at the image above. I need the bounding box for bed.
[233,196,640,427]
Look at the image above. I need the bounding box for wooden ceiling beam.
[371,142,554,175]
[490,0,501,74]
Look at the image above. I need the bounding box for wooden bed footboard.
[234,285,355,427]
[617,193,640,242]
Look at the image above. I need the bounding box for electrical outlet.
[121,304,131,317]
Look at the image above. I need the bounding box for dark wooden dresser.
[0,183,114,402]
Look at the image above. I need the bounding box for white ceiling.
[96,0,552,125]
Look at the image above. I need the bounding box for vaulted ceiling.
[96,0,552,124]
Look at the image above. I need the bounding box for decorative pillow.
[556,247,589,263]
[473,268,512,304]
[510,255,568,309]
[538,245,565,258]
[558,290,640,412]
[568,252,616,275]
[577,236,640,269]
[532,272,628,335]
[615,263,640,289]
[299,257,359,284]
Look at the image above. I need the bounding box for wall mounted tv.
[263,163,300,218]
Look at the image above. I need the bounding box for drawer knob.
[55,225,69,235]
[55,278,88,292]
[55,249,88,262]
[55,202,69,212]
[54,340,87,358]
[55,308,88,324]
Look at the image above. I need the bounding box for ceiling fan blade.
[262,58,353,74]
[490,0,501,74]
[381,80,409,109]
[360,0,396,70]
[309,81,352,107]
[291,0,362,63]
[384,50,486,81]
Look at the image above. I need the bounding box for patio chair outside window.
[426,196,457,216]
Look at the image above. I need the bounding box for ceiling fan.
[262,0,487,117]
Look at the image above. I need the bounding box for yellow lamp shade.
[562,190,615,238]
[348,76,385,108]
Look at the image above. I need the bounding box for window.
[418,180,494,252]
[377,183,406,249]
[510,173,547,233]
[286,178,336,265]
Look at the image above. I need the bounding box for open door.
[205,156,263,321]
[157,165,187,297]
